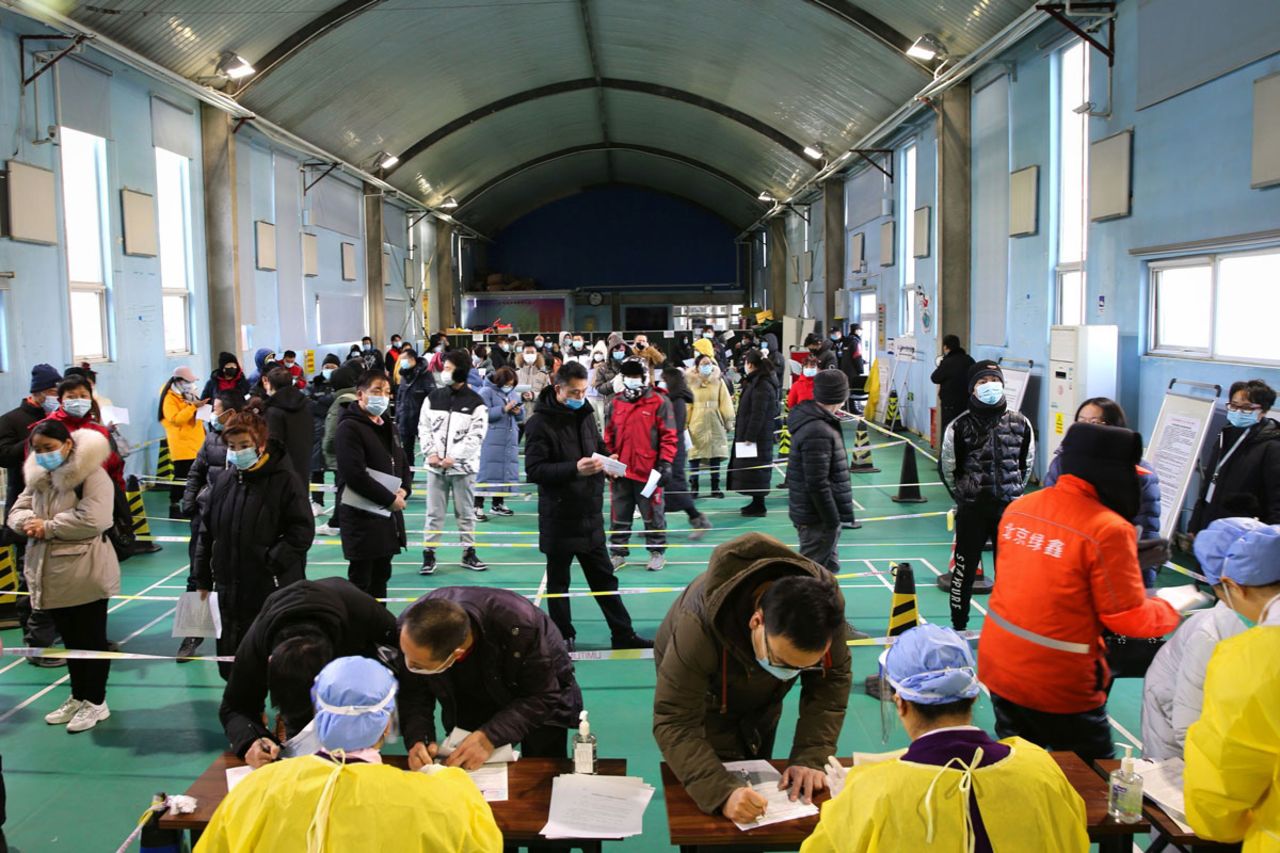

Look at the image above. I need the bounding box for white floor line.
[533,571,548,608]
[861,559,928,625]
[851,497,865,512]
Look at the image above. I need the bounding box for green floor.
[0,438,1161,851]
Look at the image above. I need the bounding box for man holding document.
[653,533,852,824]
[335,369,412,601]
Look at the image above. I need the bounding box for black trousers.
[991,693,1115,760]
[544,546,635,642]
[950,501,1007,630]
[47,598,109,704]
[168,459,193,511]
[348,557,392,602]
[16,545,57,647]
[310,470,326,507]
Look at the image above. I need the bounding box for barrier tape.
[859,417,940,463]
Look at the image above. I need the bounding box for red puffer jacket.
[978,474,1181,714]
[604,388,678,485]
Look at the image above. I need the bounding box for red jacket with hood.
[978,474,1180,714]
[604,387,678,486]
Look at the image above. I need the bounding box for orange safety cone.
[864,562,919,698]
[890,442,927,503]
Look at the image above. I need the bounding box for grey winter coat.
[8,429,120,610]
[478,377,523,491]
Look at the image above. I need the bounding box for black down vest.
[941,407,1034,505]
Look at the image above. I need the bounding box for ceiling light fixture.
[802,144,824,161]
[375,151,399,170]
[758,191,776,202]
[906,33,948,62]
[216,52,255,80]
[439,196,459,209]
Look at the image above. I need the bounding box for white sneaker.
[45,697,84,725]
[315,524,339,536]
[646,553,666,572]
[311,502,326,517]
[66,701,109,733]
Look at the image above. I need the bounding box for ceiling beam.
[232,0,387,97]
[577,0,613,180]
[387,78,812,176]
[799,0,919,58]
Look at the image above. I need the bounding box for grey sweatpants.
[423,469,476,548]
[796,522,841,573]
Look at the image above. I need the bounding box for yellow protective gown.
[195,757,503,853]
[800,737,1089,853]
[1185,623,1280,853]
[864,359,880,423]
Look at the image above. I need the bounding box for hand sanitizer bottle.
[573,710,597,775]
[1108,743,1143,823]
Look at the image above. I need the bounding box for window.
[1056,40,1089,325]
[1148,248,1280,365]
[60,127,111,361]
[899,142,917,335]
[156,147,193,354]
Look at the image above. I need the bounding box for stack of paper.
[437,727,520,764]
[1134,757,1194,833]
[420,761,510,802]
[1155,585,1214,614]
[723,760,819,831]
[590,453,627,478]
[540,774,654,840]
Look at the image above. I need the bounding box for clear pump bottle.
[1108,743,1143,823]
[573,710,598,774]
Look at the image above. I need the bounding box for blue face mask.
[40,395,59,414]
[322,367,335,381]
[35,450,65,471]
[1227,409,1260,429]
[975,382,1004,406]
[699,364,713,376]
[211,420,225,433]
[803,367,817,377]
[623,378,644,390]
[502,386,514,394]
[612,351,625,361]
[564,396,586,410]
[365,395,390,417]
[760,345,769,353]
[756,655,801,681]
[63,398,92,418]
[228,447,259,469]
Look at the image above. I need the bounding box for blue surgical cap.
[311,656,398,752]
[879,624,981,705]
[1193,517,1268,586]
[1221,525,1280,588]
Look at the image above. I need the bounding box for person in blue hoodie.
[247,347,277,399]
[1043,396,1164,586]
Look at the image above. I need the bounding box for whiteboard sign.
[1146,392,1217,540]
[1001,367,1031,413]
[874,356,894,422]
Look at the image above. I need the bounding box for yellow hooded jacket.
[1185,620,1280,853]
[800,737,1089,853]
[195,757,503,853]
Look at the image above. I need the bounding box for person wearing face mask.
[699,326,728,370]
[593,332,630,400]
[157,366,209,518]
[1185,524,1280,853]
[565,333,592,368]
[397,587,585,772]
[977,423,1181,760]
[686,354,735,500]
[1141,517,1264,762]
[930,334,976,436]
[939,361,1035,631]
[489,336,512,370]
[807,625,1089,853]
[195,407,315,678]
[803,333,837,371]
[656,365,714,540]
[631,334,666,380]
[279,349,307,390]
[307,354,343,524]
[175,394,245,660]
[321,366,360,514]
[41,376,127,494]
[9,421,120,733]
[585,341,609,429]
[393,347,435,461]
[759,332,785,376]
[200,351,251,403]
[248,348,278,399]
[728,351,780,517]
[336,371,413,600]
[1190,379,1280,532]
[475,366,522,521]
[263,366,314,483]
[359,336,381,372]
[787,356,821,410]
[383,334,404,374]
[515,344,550,403]
[605,359,678,572]
[653,533,852,820]
[418,351,489,575]
[0,364,63,659]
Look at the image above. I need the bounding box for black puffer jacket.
[180,429,229,516]
[524,385,606,554]
[728,367,780,495]
[334,403,412,560]
[810,339,838,371]
[940,400,1036,506]
[394,364,435,447]
[930,348,977,414]
[661,379,696,514]
[0,399,44,523]
[309,375,337,473]
[1190,417,1280,531]
[787,401,854,526]
[218,577,398,757]
[194,444,315,639]
[265,385,314,481]
[398,586,583,750]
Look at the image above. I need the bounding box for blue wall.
[487,186,737,290]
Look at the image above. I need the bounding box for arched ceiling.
[65,0,1038,232]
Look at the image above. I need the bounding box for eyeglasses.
[1226,403,1262,413]
[1076,416,1106,425]
[761,630,826,673]
[405,651,456,676]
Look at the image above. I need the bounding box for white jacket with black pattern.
[418,383,488,477]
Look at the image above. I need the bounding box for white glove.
[824,755,848,799]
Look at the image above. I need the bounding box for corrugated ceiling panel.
[594,0,926,153]
[852,0,1037,56]
[460,151,612,232]
[66,0,345,80]
[239,0,592,164]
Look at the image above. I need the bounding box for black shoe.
[419,550,437,575]
[176,637,203,661]
[848,627,871,641]
[611,633,655,651]
[474,508,489,523]
[129,541,163,555]
[106,640,120,653]
[565,638,576,653]
[741,503,767,518]
[711,490,725,499]
[461,549,488,572]
[842,520,862,530]
[27,655,66,668]
[491,504,514,517]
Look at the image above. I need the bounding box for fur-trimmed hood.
[23,427,111,493]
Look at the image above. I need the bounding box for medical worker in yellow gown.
[197,656,502,853]
[802,624,1089,853]
[1185,524,1280,853]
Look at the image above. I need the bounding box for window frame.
[155,146,195,355]
[1054,39,1089,328]
[1146,246,1280,367]
[899,141,918,336]
[68,282,109,362]
[60,127,113,363]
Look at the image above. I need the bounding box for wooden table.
[1095,760,1241,853]
[159,752,628,852]
[660,752,1150,852]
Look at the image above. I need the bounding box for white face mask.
[523,353,537,365]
